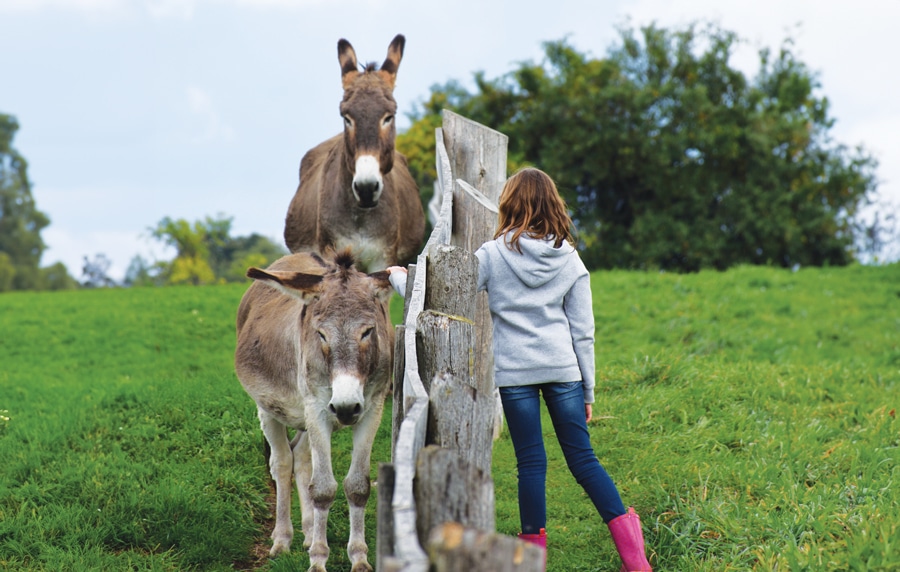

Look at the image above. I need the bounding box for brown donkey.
[284,34,425,272]
[235,250,394,572]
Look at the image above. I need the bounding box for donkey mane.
[330,249,358,280]
[334,249,355,268]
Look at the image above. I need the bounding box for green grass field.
[1,264,898,571]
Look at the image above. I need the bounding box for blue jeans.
[499,381,626,534]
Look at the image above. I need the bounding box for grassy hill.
[0,264,897,571]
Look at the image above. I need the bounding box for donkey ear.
[338,38,359,86]
[367,270,394,304]
[380,34,405,88]
[248,267,324,302]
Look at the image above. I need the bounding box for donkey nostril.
[353,181,379,207]
[353,404,362,415]
[328,404,337,414]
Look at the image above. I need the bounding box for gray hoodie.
[475,233,596,404]
[387,233,596,404]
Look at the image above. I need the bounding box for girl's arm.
[565,271,596,404]
[386,266,408,298]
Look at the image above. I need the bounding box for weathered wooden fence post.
[427,523,545,572]
[413,244,496,545]
[380,111,546,572]
[443,109,508,439]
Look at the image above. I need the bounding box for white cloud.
[186,86,236,144]
[0,0,124,11]
[145,0,195,19]
[0,0,331,13]
[232,0,325,5]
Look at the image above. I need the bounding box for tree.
[0,114,51,289]
[401,23,883,271]
[150,217,218,285]
[0,252,15,292]
[218,233,288,282]
[123,255,163,287]
[39,262,79,291]
[148,214,286,286]
[82,253,117,288]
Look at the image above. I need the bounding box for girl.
[388,167,652,571]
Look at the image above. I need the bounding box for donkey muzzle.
[353,155,383,208]
[353,180,382,208]
[329,401,363,425]
[329,373,365,425]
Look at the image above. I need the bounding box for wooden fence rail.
[376,111,543,572]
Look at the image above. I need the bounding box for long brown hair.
[494,167,575,252]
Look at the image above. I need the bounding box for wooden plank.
[441,109,508,202]
[376,462,396,571]
[441,111,509,448]
[429,371,496,478]
[388,114,510,572]
[414,446,495,548]
[454,180,505,440]
[389,248,435,571]
[435,127,454,197]
[415,245,492,474]
[423,244,478,321]
[391,397,429,569]
[415,311,474,396]
[427,523,545,572]
[427,127,454,250]
[392,324,405,461]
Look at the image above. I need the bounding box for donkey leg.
[306,418,337,572]
[291,430,314,548]
[344,403,385,572]
[259,409,294,557]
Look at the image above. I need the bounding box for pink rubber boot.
[607,507,652,571]
[518,528,546,570]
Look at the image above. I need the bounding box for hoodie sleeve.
[564,268,596,404]
[388,271,408,298]
[474,245,490,293]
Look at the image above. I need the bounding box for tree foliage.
[0,113,76,290]
[81,253,117,288]
[402,23,882,271]
[397,84,473,213]
[148,215,286,286]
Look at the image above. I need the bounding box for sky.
[2,0,898,281]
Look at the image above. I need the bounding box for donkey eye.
[317,330,328,344]
[361,327,374,340]
[343,116,353,128]
[382,115,394,127]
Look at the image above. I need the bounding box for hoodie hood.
[497,232,575,288]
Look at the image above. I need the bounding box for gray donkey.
[235,250,393,572]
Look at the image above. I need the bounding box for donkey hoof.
[269,539,291,558]
[351,561,373,572]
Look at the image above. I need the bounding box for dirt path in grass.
[232,477,277,571]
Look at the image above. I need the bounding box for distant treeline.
[1,112,286,292]
[398,22,895,271]
[3,21,898,292]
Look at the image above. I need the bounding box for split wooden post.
[442,109,508,439]
[427,522,546,572]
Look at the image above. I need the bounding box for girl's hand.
[386,266,408,276]
[585,403,592,423]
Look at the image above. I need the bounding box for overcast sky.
[2,0,898,280]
